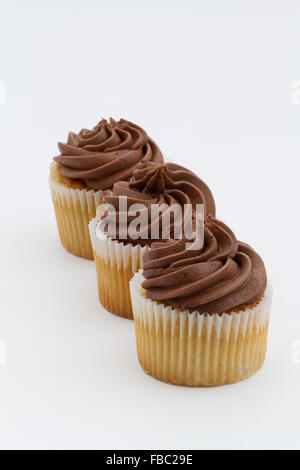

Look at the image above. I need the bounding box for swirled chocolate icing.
[100,162,216,245]
[142,216,267,314]
[54,118,164,190]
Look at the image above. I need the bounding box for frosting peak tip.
[53,118,164,190]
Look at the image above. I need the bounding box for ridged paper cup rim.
[130,270,272,337]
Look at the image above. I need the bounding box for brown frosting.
[54,118,164,190]
[101,162,216,246]
[142,216,267,314]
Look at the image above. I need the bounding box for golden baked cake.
[130,216,271,386]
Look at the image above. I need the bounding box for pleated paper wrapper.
[130,270,272,387]
[89,217,148,319]
[49,176,107,260]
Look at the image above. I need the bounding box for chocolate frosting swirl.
[142,216,267,314]
[101,162,216,246]
[54,118,164,190]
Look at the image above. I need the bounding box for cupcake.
[89,162,216,319]
[130,216,271,386]
[50,118,163,259]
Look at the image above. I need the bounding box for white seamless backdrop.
[0,0,300,450]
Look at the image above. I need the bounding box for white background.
[0,0,300,450]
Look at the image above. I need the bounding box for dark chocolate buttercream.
[142,216,267,314]
[54,118,164,190]
[100,162,216,246]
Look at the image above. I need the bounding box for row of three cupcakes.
[50,118,271,387]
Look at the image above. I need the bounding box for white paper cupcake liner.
[49,176,108,259]
[130,270,272,386]
[89,217,148,318]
